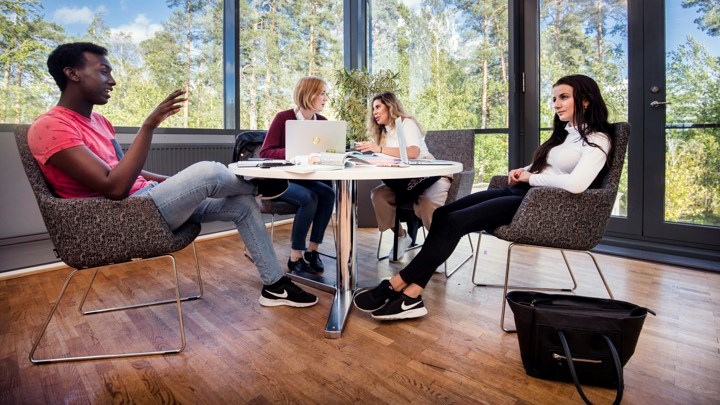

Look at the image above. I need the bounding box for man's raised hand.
[143,90,187,129]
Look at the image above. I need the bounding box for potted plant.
[331,68,398,227]
[331,68,398,143]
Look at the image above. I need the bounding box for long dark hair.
[528,74,614,174]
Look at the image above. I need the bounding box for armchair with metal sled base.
[15,125,204,364]
[376,129,477,277]
[471,122,629,332]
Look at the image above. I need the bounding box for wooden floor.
[1,224,718,404]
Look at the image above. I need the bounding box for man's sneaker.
[353,279,401,312]
[250,178,289,200]
[371,294,428,320]
[259,276,318,307]
[304,250,324,272]
[287,257,319,274]
[388,231,413,262]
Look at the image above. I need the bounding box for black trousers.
[399,184,530,289]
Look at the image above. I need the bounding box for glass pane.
[370,0,509,184]
[0,1,224,129]
[539,0,628,216]
[664,2,720,227]
[238,0,343,129]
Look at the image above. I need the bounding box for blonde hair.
[294,76,327,110]
[367,92,424,145]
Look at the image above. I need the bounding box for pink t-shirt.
[28,106,149,198]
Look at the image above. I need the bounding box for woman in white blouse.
[356,92,452,262]
[354,74,615,321]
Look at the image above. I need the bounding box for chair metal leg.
[496,244,613,334]
[79,241,203,314]
[585,250,614,299]
[30,254,187,364]
[317,213,337,260]
[471,233,577,291]
[376,229,423,261]
[442,233,474,278]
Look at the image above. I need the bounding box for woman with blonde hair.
[356,92,451,262]
[259,76,335,274]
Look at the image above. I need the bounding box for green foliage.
[682,0,720,37]
[331,68,398,142]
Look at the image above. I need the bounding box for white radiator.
[129,144,234,175]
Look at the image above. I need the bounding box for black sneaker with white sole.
[259,276,318,307]
[353,279,402,312]
[371,294,428,320]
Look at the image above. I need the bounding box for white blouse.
[382,118,433,159]
[527,124,611,194]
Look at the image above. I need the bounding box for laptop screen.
[396,117,409,165]
[285,120,347,161]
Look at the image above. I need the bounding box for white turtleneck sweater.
[526,124,611,194]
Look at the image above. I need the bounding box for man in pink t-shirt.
[29,106,149,198]
[26,42,318,308]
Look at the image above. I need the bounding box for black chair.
[15,125,203,363]
[472,122,630,332]
[233,131,335,261]
[377,129,476,277]
[233,131,299,245]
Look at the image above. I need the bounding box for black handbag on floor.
[506,291,655,405]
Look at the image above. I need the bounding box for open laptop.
[396,117,456,165]
[285,120,347,161]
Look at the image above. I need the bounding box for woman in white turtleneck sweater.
[353,74,616,321]
[356,92,452,263]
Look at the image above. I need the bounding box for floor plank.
[0,224,718,404]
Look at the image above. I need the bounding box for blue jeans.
[277,180,335,251]
[133,161,284,285]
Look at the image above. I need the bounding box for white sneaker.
[388,231,413,262]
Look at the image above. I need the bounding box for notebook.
[396,117,456,165]
[285,120,347,161]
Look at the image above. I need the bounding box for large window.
[1,0,224,129]
[664,1,720,227]
[539,0,628,215]
[237,0,343,129]
[369,0,509,182]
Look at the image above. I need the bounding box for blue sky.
[38,0,718,56]
[666,1,719,56]
[38,0,171,42]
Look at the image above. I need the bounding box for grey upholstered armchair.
[472,122,630,332]
[377,129,476,277]
[15,125,203,363]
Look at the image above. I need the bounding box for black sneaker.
[259,276,318,307]
[287,257,319,274]
[353,279,402,312]
[250,178,289,200]
[304,250,324,272]
[371,294,427,320]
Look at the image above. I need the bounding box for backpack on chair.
[233,131,267,161]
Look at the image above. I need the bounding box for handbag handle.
[557,330,624,405]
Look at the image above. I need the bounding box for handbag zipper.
[552,353,602,364]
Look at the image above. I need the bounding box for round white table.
[228,162,463,338]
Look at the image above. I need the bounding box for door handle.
[650,100,671,108]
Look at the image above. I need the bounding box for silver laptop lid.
[396,117,410,165]
[285,120,347,161]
